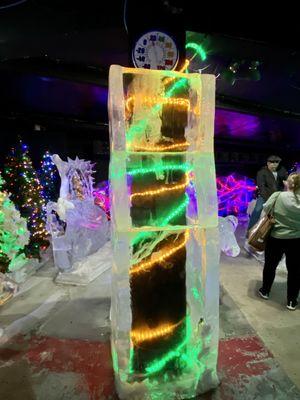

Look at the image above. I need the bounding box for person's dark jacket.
[257,166,288,201]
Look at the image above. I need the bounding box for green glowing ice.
[132,194,189,246]
[128,164,191,177]
[144,316,192,376]
[192,287,200,300]
[186,42,207,61]
[112,348,119,374]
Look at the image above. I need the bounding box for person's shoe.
[252,251,265,264]
[287,300,298,311]
[244,241,265,263]
[258,288,269,300]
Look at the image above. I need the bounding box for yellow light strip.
[164,59,190,86]
[130,230,189,276]
[132,141,190,152]
[144,96,190,110]
[125,95,190,113]
[131,173,189,200]
[130,320,182,345]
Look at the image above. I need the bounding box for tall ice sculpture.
[108,66,219,399]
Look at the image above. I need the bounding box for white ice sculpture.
[52,154,70,199]
[218,215,240,257]
[47,155,109,272]
[109,66,219,399]
[52,154,96,221]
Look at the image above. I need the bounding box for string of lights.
[128,163,191,177]
[126,95,191,114]
[130,319,183,345]
[38,151,58,203]
[132,141,190,152]
[2,141,48,255]
[125,76,189,145]
[94,173,256,221]
[124,71,195,378]
[130,173,190,200]
[130,230,189,276]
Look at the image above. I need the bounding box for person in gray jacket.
[247,155,288,233]
[258,172,300,310]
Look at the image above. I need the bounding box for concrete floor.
[220,223,300,390]
[0,223,299,399]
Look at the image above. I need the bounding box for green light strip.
[128,346,135,375]
[162,194,189,225]
[165,78,188,97]
[144,316,192,376]
[185,42,207,61]
[128,164,190,176]
[132,194,189,246]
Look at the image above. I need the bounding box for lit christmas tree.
[0,174,30,273]
[2,140,48,256]
[38,151,59,202]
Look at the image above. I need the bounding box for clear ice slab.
[108,66,219,399]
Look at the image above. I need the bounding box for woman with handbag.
[258,172,300,310]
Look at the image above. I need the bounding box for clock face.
[132,31,179,71]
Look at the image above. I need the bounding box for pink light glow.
[93,183,110,220]
[217,174,256,216]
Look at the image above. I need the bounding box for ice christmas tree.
[38,151,59,202]
[0,174,30,273]
[2,140,48,257]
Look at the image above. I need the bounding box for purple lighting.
[215,109,261,138]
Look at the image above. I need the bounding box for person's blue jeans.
[247,196,265,232]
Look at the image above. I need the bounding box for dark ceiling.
[1,0,300,119]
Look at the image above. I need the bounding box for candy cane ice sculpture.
[108,65,219,399]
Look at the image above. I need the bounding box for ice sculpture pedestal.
[109,66,219,399]
[55,241,112,286]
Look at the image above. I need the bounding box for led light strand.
[130,230,189,276]
[130,319,183,345]
[126,77,188,144]
[125,95,190,114]
[185,42,207,61]
[132,141,190,152]
[163,59,190,85]
[132,194,189,246]
[144,316,192,376]
[130,173,189,200]
[128,164,191,177]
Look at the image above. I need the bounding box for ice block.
[108,65,219,399]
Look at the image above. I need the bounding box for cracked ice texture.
[108,65,219,399]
